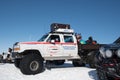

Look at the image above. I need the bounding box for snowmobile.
[95,37,120,80]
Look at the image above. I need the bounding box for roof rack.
[50,23,71,32]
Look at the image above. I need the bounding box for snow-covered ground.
[0,62,98,80]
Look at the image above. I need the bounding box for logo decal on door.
[47,46,60,54]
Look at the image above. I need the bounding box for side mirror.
[51,40,55,43]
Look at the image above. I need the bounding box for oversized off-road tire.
[54,60,65,65]
[72,59,85,67]
[14,59,21,68]
[87,51,96,68]
[19,54,44,75]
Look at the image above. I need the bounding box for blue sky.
[0,0,120,53]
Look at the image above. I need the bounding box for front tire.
[19,54,44,75]
[14,59,21,68]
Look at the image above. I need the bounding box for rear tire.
[88,51,96,68]
[19,54,44,75]
[72,59,85,67]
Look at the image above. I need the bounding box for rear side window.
[64,36,74,43]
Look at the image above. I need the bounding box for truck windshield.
[38,34,48,42]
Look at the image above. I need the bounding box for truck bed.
[78,44,101,50]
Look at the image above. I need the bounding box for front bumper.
[12,52,23,59]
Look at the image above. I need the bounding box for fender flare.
[22,49,44,61]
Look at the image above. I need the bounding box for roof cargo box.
[50,23,70,32]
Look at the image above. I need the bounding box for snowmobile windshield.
[114,37,120,44]
[38,34,48,42]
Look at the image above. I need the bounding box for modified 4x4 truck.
[12,23,100,75]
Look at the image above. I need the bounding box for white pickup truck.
[12,23,100,75]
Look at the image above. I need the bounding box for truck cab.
[37,29,79,60]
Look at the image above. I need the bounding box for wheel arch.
[22,49,44,61]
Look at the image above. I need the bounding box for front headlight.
[13,45,20,52]
[105,49,112,58]
[100,47,113,58]
[116,49,120,58]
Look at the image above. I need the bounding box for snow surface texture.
[0,62,98,80]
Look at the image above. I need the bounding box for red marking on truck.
[47,46,59,54]
[21,42,77,45]
[21,42,50,44]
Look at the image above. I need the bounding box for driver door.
[43,34,63,57]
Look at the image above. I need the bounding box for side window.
[64,36,74,43]
[47,35,60,42]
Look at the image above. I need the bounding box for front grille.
[12,52,22,59]
[12,52,18,58]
